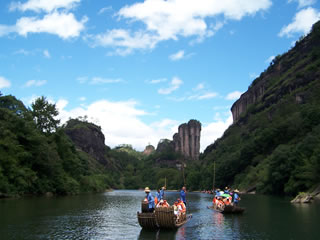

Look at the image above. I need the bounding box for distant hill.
[201,20,320,195]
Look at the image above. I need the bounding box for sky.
[1,0,320,151]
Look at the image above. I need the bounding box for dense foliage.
[0,95,115,196]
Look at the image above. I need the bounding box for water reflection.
[1,191,319,240]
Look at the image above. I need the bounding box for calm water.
[0,190,319,240]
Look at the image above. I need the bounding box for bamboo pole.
[213,161,216,190]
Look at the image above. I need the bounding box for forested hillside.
[195,21,320,195]
[0,94,184,196]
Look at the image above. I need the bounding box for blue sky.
[1,0,320,151]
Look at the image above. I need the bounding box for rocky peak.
[64,119,108,165]
[172,119,201,160]
[143,144,155,155]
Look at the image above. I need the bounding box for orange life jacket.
[178,201,186,212]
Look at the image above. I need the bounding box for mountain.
[201,20,320,195]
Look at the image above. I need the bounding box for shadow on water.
[138,229,176,240]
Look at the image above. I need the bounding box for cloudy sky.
[1,0,320,151]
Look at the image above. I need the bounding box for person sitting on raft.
[144,187,155,212]
[177,198,186,213]
[156,199,170,208]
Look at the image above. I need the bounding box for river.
[0,190,319,240]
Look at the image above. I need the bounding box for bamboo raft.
[137,202,191,229]
[209,204,245,214]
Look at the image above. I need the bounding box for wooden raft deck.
[137,205,190,229]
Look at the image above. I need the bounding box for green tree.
[31,96,60,133]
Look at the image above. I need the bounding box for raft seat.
[155,206,178,229]
[137,212,158,229]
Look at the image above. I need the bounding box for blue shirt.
[156,192,161,200]
[180,190,186,203]
[215,190,220,196]
[160,189,164,199]
[234,193,239,203]
[147,193,155,209]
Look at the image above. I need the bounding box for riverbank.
[0,188,114,200]
[291,184,320,203]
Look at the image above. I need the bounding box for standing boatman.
[233,189,241,206]
[144,187,155,212]
[160,186,166,199]
[180,186,187,206]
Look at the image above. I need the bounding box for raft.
[209,204,245,214]
[137,203,191,229]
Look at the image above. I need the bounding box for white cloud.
[226,91,242,100]
[89,29,159,52]
[77,76,88,84]
[13,49,32,55]
[158,77,183,95]
[249,72,259,79]
[201,114,233,152]
[265,55,275,64]
[56,98,69,110]
[288,0,316,8]
[77,76,123,85]
[79,97,86,101]
[24,79,47,87]
[90,77,123,85]
[0,76,11,89]
[16,12,87,39]
[10,0,80,13]
[1,0,87,40]
[193,83,205,91]
[0,25,15,37]
[146,78,168,84]
[279,7,320,37]
[43,49,51,58]
[196,92,218,100]
[91,0,272,52]
[98,6,112,15]
[169,50,185,61]
[57,99,179,150]
[55,97,233,151]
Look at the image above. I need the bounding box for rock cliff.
[143,144,155,155]
[231,21,320,123]
[172,120,201,160]
[64,119,108,165]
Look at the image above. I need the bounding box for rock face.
[172,120,201,160]
[231,21,320,123]
[291,193,313,203]
[64,119,108,165]
[143,145,155,155]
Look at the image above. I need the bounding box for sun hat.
[144,187,150,192]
